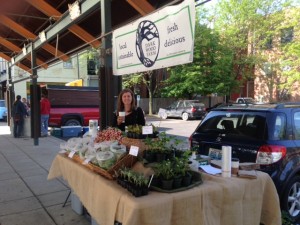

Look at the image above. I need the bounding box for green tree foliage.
[161,13,237,98]
[123,70,165,115]
[213,0,298,101]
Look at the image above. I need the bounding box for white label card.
[129,146,139,156]
[142,126,153,135]
[83,158,91,165]
[68,151,76,158]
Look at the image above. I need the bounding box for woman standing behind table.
[113,89,145,131]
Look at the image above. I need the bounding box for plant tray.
[150,171,203,193]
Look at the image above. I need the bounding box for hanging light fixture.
[39,30,46,42]
[22,44,27,56]
[68,1,81,20]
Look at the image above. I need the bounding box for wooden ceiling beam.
[26,0,101,48]
[42,44,69,62]
[0,37,20,52]
[0,15,69,61]
[0,37,48,69]
[0,52,11,61]
[126,0,155,16]
[16,63,32,74]
[0,53,32,73]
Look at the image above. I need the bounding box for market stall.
[48,153,281,225]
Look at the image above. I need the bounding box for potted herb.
[155,160,174,190]
[116,168,150,197]
[172,157,187,189]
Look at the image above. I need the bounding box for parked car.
[159,100,206,121]
[189,102,300,222]
[236,97,256,104]
[205,102,234,113]
[0,100,7,121]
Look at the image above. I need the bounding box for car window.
[169,102,178,108]
[178,102,185,108]
[0,101,4,107]
[193,103,205,107]
[272,114,286,140]
[294,112,300,140]
[197,111,267,140]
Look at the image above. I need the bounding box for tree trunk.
[148,73,153,115]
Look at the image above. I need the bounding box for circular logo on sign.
[136,20,160,68]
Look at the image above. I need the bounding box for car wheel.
[282,175,300,222]
[182,112,189,121]
[161,112,168,120]
[64,119,81,126]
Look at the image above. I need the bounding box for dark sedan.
[159,100,206,121]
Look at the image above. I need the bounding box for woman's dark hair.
[116,89,136,113]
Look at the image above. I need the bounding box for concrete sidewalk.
[0,124,90,225]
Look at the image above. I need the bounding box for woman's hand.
[117,116,124,125]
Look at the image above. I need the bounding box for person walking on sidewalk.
[12,95,27,138]
[40,93,51,137]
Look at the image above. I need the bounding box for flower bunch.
[94,127,123,143]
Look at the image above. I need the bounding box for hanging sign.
[112,0,195,75]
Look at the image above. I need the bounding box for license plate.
[208,148,222,160]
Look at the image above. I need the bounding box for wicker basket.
[120,137,149,155]
[90,153,137,180]
[63,152,94,170]
[62,151,137,180]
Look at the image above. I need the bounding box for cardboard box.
[61,126,82,137]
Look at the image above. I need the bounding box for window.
[63,59,73,69]
[87,60,96,75]
[281,27,294,44]
[272,115,286,140]
[260,35,273,49]
[294,112,300,140]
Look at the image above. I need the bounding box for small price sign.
[129,146,139,156]
[142,126,153,135]
[68,151,76,158]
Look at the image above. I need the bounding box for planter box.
[61,126,82,137]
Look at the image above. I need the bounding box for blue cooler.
[50,128,62,137]
[82,126,89,135]
[61,126,82,137]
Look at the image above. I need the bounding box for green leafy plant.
[155,160,174,180]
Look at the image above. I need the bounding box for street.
[0,117,201,146]
[145,116,201,147]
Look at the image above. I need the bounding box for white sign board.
[112,0,195,75]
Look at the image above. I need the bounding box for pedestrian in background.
[12,95,27,138]
[22,97,30,116]
[40,93,51,137]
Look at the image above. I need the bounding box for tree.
[213,0,297,102]
[161,12,237,98]
[123,69,167,115]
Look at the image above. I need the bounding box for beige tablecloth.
[48,154,281,225]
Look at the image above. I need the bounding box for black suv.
[189,103,300,221]
[159,100,206,121]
